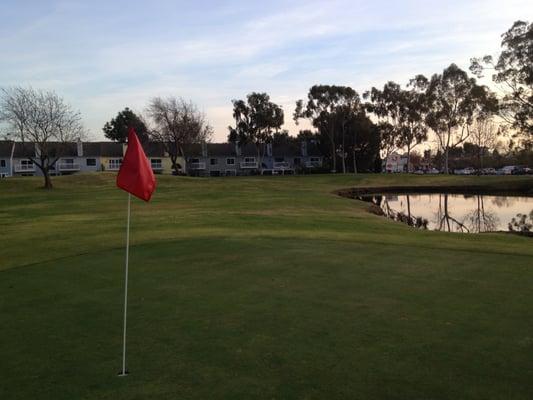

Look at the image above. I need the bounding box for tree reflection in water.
[357,195,429,229]
[435,194,470,232]
[463,195,500,233]
[356,194,532,235]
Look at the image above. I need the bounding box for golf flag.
[116,127,156,377]
[117,127,156,201]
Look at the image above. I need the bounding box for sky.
[0,0,530,142]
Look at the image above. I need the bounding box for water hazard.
[358,194,533,234]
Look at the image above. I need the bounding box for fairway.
[1,173,533,399]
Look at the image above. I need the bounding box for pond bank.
[336,180,533,199]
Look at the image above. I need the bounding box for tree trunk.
[257,144,262,175]
[330,140,336,173]
[444,147,449,174]
[341,131,346,174]
[43,169,53,189]
[353,150,357,174]
[406,147,411,173]
[170,154,178,174]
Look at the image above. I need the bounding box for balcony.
[188,162,206,170]
[14,163,35,172]
[273,161,290,170]
[240,161,258,169]
[57,163,80,171]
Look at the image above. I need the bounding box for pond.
[357,194,533,234]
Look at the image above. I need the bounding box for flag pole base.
[117,371,129,377]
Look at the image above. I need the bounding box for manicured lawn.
[1,173,533,399]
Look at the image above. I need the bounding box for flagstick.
[119,193,131,377]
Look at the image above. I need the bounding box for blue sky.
[0,0,529,141]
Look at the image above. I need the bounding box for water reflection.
[357,194,533,234]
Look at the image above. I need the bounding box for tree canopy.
[471,20,533,137]
[102,107,149,143]
[228,92,284,170]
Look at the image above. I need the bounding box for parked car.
[426,168,440,174]
[501,165,518,175]
[455,167,475,175]
[511,165,529,175]
[481,167,496,175]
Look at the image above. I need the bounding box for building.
[1,139,322,178]
[0,140,15,178]
[383,152,408,173]
[183,141,323,176]
[3,140,179,177]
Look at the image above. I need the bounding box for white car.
[455,167,475,175]
[426,168,440,174]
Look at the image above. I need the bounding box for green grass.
[1,173,533,399]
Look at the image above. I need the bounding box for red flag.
[116,128,156,201]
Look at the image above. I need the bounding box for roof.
[207,143,238,157]
[0,141,14,157]
[141,141,166,157]
[4,140,323,159]
[12,142,35,158]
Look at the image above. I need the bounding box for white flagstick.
[119,193,131,376]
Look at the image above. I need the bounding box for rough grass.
[1,173,533,399]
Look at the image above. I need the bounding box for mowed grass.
[1,173,533,400]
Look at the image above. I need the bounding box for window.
[62,158,74,164]
[244,157,255,163]
[226,158,235,165]
[108,159,122,169]
[86,158,96,166]
[189,158,200,164]
[151,159,162,169]
[210,158,218,166]
[0,160,5,168]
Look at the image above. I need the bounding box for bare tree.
[469,118,500,170]
[146,97,213,174]
[0,87,85,189]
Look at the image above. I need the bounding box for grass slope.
[1,173,533,399]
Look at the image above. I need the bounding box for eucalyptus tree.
[228,92,284,172]
[365,81,428,172]
[335,96,364,173]
[147,97,213,174]
[471,20,532,137]
[376,122,397,163]
[411,64,498,173]
[294,85,360,172]
[0,86,85,189]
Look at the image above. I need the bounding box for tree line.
[0,20,531,188]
